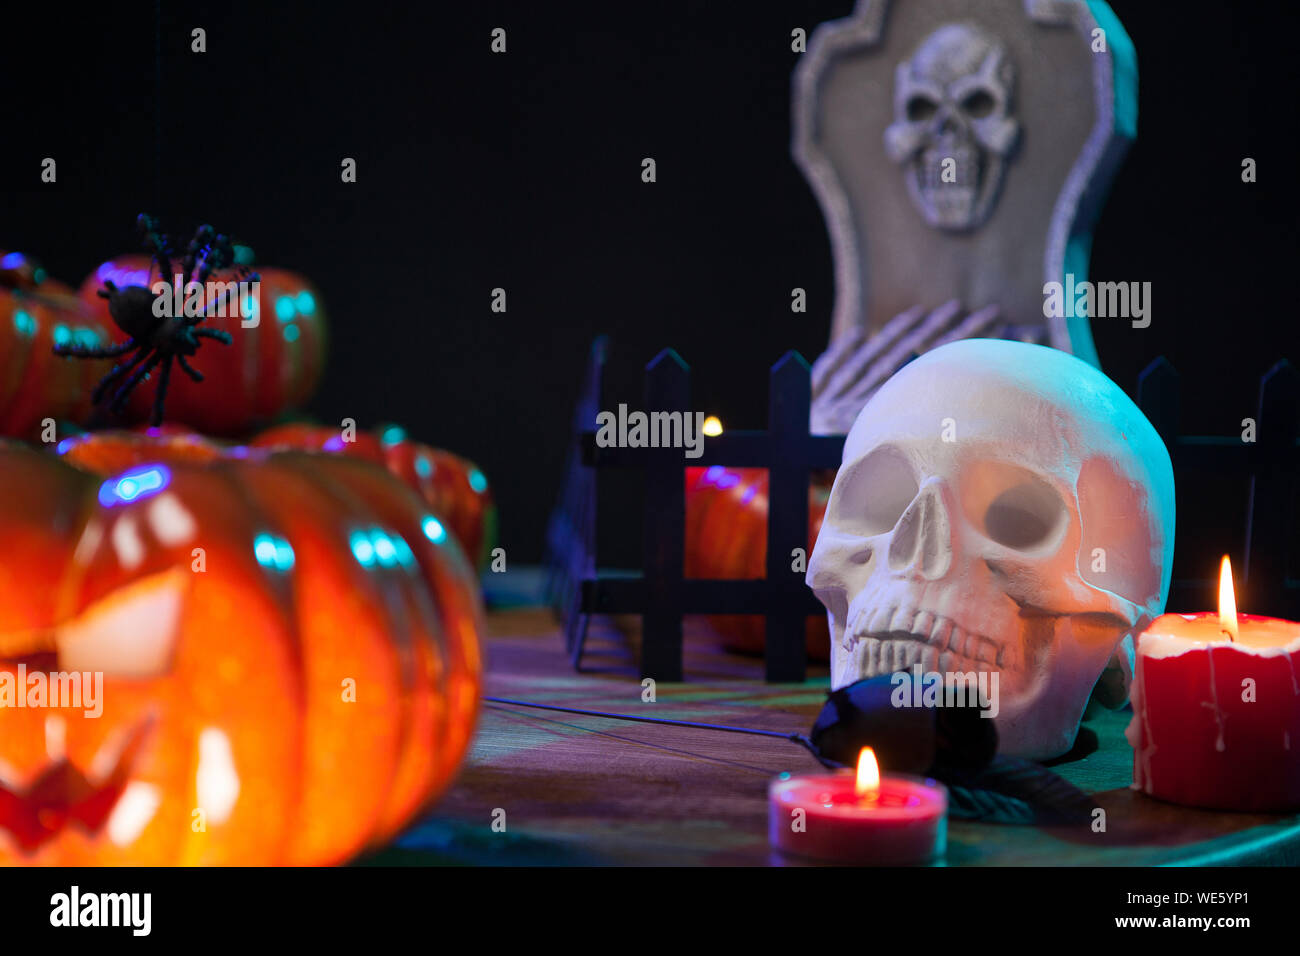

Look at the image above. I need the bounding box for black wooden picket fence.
[544,338,841,682]
[546,342,1299,683]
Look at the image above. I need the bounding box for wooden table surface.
[368,604,1300,866]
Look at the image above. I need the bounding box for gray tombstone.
[795,0,1136,431]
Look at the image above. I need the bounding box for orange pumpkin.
[0,252,112,438]
[684,466,831,659]
[77,256,328,435]
[252,423,496,573]
[0,432,482,864]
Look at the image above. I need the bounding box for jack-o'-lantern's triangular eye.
[58,568,188,678]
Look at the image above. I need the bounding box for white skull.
[807,340,1175,759]
[883,23,1020,231]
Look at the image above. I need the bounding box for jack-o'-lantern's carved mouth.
[0,567,186,853]
[0,717,153,853]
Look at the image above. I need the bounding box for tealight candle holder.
[769,748,947,865]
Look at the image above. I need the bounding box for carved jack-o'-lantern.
[60,425,497,575]
[0,434,482,864]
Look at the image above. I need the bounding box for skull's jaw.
[904,148,1003,232]
[835,602,1011,674]
[825,604,1094,759]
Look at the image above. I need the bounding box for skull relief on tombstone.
[807,339,1175,759]
[884,22,1021,231]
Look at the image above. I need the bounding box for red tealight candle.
[769,748,947,864]
[1127,556,1300,811]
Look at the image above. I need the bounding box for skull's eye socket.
[829,445,918,537]
[984,482,1063,549]
[960,90,996,118]
[906,96,939,122]
[961,462,1067,551]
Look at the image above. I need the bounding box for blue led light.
[468,469,488,494]
[1,252,24,269]
[254,535,278,566]
[275,296,295,322]
[295,291,316,315]
[283,324,300,343]
[422,516,446,543]
[704,465,724,483]
[97,465,171,507]
[350,530,376,566]
[371,529,398,567]
[262,535,296,571]
[391,535,416,567]
[74,327,100,348]
[415,455,433,479]
[52,324,72,346]
[253,533,296,572]
[13,310,36,337]
[56,438,75,455]
[380,425,406,446]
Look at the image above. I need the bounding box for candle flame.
[702,415,723,438]
[1218,555,1238,642]
[855,747,880,798]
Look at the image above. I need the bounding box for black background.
[2,1,1295,579]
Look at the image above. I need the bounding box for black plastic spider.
[54,214,259,426]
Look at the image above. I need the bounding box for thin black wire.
[483,695,822,760]
[154,0,162,212]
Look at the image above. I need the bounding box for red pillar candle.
[769,748,947,864]
[1126,557,1300,811]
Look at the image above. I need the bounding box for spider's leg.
[186,225,219,287]
[195,328,233,345]
[139,215,172,279]
[53,339,136,359]
[149,356,175,427]
[90,344,149,405]
[108,351,165,412]
[177,355,204,382]
[191,272,258,325]
[189,236,237,305]
[96,279,118,300]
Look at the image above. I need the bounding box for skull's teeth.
[888,606,913,634]
[866,605,895,637]
[846,605,1008,673]
[947,625,964,653]
[930,617,952,647]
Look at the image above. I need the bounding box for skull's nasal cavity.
[887,479,952,579]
